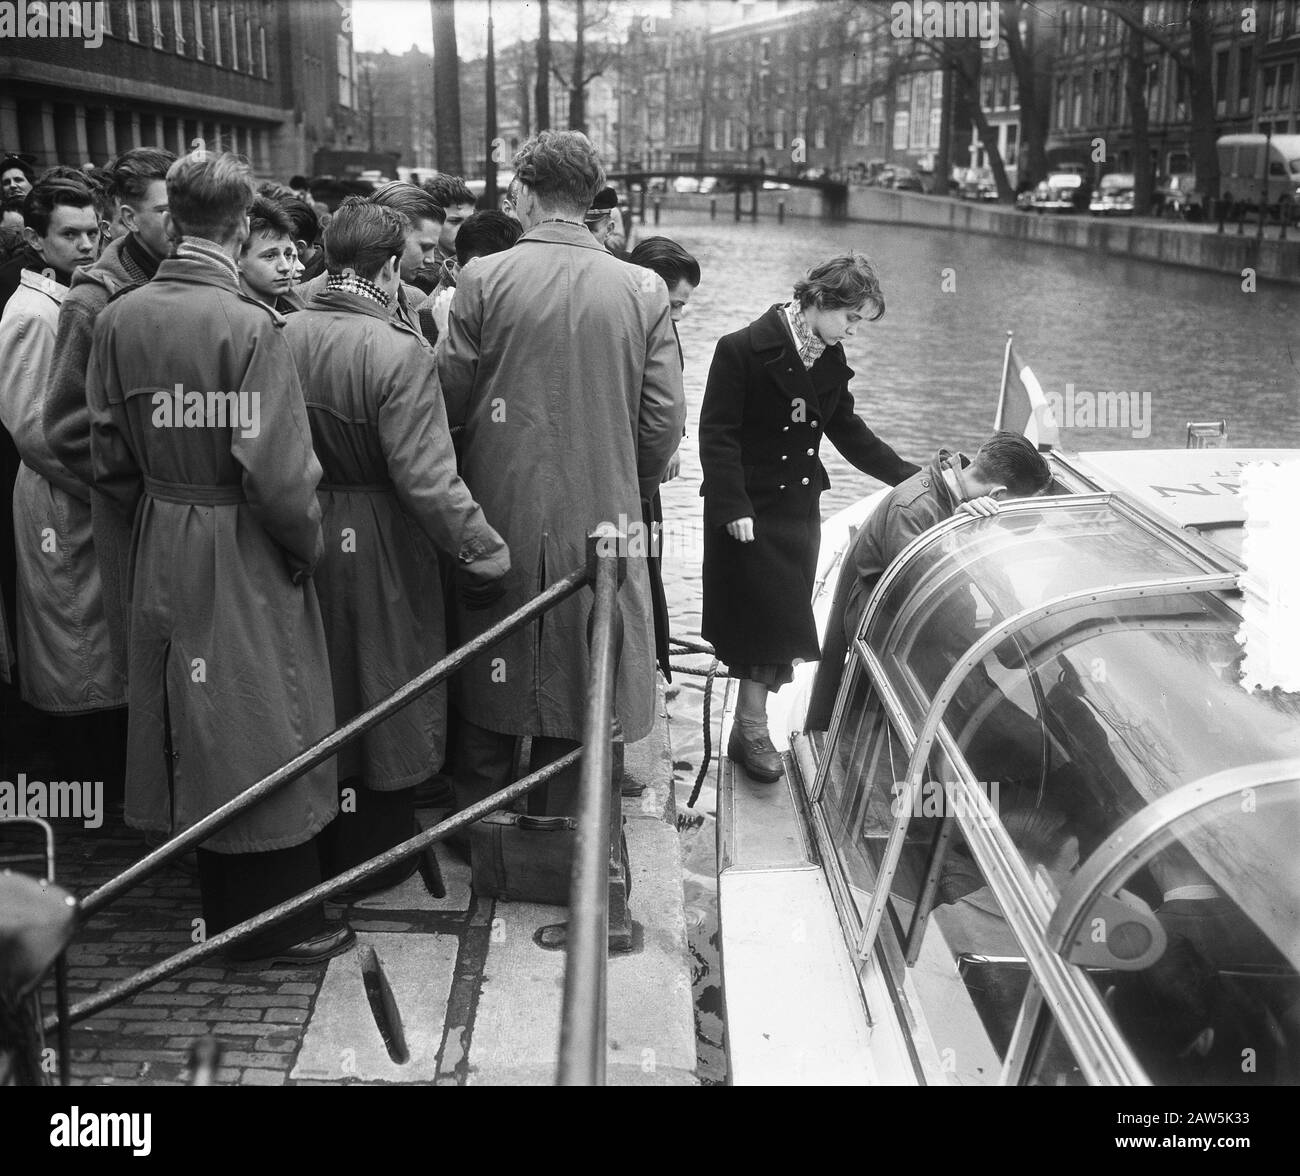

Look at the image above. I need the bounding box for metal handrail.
[50,534,636,1084]
[47,753,580,1030]
[556,533,625,1086]
[80,567,590,920]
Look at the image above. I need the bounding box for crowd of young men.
[0,133,689,966]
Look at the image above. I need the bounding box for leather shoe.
[234,924,356,969]
[728,726,783,783]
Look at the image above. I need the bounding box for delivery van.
[1216,133,1300,222]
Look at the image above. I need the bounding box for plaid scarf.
[326,272,392,309]
[783,301,828,370]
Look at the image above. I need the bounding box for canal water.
[652,208,1300,1084]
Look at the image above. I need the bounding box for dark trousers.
[317,778,418,894]
[196,837,327,960]
[452,719,582,817]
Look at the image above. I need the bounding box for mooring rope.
[666,637,739,808]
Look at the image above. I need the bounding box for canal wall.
[649,186,1300,286]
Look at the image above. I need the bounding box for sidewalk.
[26,685,695,1087]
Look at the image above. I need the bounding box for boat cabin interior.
[721,474,1300,1086]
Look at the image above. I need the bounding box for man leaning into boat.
[811,432,1052,728]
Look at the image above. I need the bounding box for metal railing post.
[556,525,626,1086]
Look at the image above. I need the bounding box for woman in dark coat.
[699,252,918,781]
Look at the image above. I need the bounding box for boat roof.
[1057,448,1297,530]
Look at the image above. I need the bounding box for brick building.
[618,0,956,181]
[0,0,358,180]
[1044,0,1300,178]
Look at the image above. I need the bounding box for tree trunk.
[954,46,1013,200]
[569,0,586,131]
[485,0,497,205]
[431,0,463,174]
[535,0,551,133]
[1124,22,1153,215]
[518,47,531,139]
[1186,0,1219,200]
[1004,4,1049,189]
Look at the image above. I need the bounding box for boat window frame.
[858,571,1239,958]
[1045,758,1300,959]
[811,492,1234,804]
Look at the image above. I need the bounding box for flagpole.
[994,329,1013,431]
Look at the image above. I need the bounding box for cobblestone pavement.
[21,800,479,1088]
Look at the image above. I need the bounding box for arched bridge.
[605,165,849,222]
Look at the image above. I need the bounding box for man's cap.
[584,186,618,220]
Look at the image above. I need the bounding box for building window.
[150,0,164,48]
[1271,0,1286,39]
[761,37,770,64]
[244,18,252,72]
[1072,75,1083,127]
[1238,45,1253,112]
[192,1,204,59]
[126,1,140,42]
[211,4,221,66]
[1264,66,1278,109]
[1060,9,1070,52]
[172,0,185,52]
[1091,67,1103,122]
[258,25,267,78]
[1214,49,1228,115]
[1281,63,1294,110]
[981,73,994,109]
[998,68,1011,110]
[229,12,239,70]
[814,109,827,149]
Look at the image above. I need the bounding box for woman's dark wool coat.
[699,305,918,669]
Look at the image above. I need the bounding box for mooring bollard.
[653,197,661,226]
[710,197,717,220]
[778,198,785,224]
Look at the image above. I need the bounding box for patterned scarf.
[326,272,392,309]
[783,300,828,370]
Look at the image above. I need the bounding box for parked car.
[1089,172,1136,216]
[697,175,718,195]
[672,175,701,194]
[1156,172,1205,221]
[887,167,924,193]
[1030,171,1087,213]
[957,167,998,201]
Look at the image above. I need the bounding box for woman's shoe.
[727,726,783,783]
[230,924,356,969]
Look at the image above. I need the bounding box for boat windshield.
[861,498,1220,729]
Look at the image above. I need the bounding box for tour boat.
[716,440,1300,1085]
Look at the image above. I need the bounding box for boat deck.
[38,687,696,1086]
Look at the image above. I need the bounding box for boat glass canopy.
[812,493,1300,1084]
